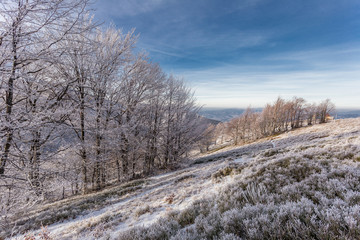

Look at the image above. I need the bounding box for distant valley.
[200,107,360,122]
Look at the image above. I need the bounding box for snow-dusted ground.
[11,159,241,239]
[8,118,360,240]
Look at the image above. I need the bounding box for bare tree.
[197,122,216,153]
[0,0,93,225]
[115,55,161,180]
[226,117,242,145]
[214,122,226,145]
[161,76,201,166]
[142,67,166,176]
[89,27,136,190]
[225,97,335,147]
[317,99,335,123]
[0,0,90,176]
[305,103,317,125]
[59,23,136,191]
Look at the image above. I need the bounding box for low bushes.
[118,150,360,240]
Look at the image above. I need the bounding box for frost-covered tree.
[0,0,208,222]
[59,22,136,192]
[141,65,167,175]
[88,28,136,190]
[0,0,90,191]
[0,0,94,222]
[161,77,202,166]
[117,56,161,179]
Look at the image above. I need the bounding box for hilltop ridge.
[6,118,360,240]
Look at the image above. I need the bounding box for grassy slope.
[7,118,360,240]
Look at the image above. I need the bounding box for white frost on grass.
[11,118,360,240]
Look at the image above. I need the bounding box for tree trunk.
[79,87,88,194]
[116,158,121,182]
[0,26,18,175]
[94,108,102,191]
[29,131,42,196]
[121,136,129,178]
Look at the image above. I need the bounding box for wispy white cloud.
[188,30,271,49]
[95,0,167,18]
[139,29,273,66]
[266,43,360,69]
[143,46,186,58]
[191,70,360,108]
[178,43,360,108]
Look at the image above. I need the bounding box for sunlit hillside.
[6,118,360,239]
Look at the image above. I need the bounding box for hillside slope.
[7,118,360,240]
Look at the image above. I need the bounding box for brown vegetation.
[224,97,335,145]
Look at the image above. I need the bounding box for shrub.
[134,205,152,218]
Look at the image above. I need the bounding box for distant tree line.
[0,0,207,215]
[225,97,335,145]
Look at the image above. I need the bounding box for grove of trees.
[225,97,335,145]
[0,0,207,218]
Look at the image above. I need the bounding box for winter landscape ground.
[4,117,360,239]
[2,1,360,240]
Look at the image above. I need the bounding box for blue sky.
[94,0,360,108]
